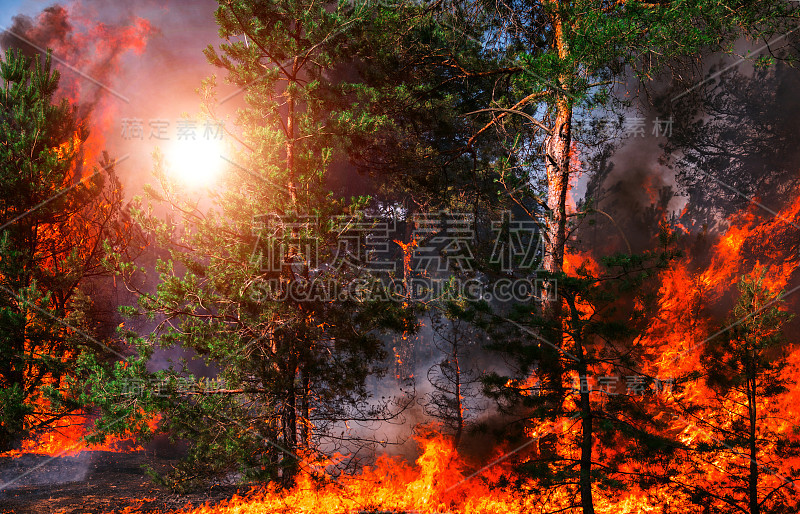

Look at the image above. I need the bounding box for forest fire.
[139,431,529,514]
[2,0,800,513]
[650,195,800,377]
[61,192,792,514]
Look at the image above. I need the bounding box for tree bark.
[542,96,571,282]
[578,371,595,514]
[541,9,573,291]
[537,5,573,467]
[568,294,595,514]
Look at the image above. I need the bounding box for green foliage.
[84,0,415,489]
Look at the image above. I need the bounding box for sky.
[0,1,26,26]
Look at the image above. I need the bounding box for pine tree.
[680,269,800,513]
[422,310,483,448]
[84,0,413,489]
[0,48,129,452]
[482,236,681,512]
[437,0,798,284]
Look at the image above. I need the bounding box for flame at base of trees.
[145,432,528,514]
[131,429,673,514]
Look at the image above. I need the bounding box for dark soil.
[0,451,245,514]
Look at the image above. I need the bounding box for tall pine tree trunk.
[577,355,595,514]
[542,96,571,282]
[540,92,571,412]
[541,9,572,297]
[568,295,595,514]
[537,9,574,471]
[286,56,298,205]
[281,55,300,477]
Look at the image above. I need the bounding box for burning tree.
[676,269,800,512]
[350,11,800,507]
[0,48,129,453]
[481,235,685,512]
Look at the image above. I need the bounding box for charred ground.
[0,451,245,514]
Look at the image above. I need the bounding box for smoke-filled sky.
[3,0,799,242]
[0,0,243,378]
[1,0,237,194]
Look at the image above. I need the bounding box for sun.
[165,137,225,187]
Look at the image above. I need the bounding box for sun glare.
[166,137,225,187]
